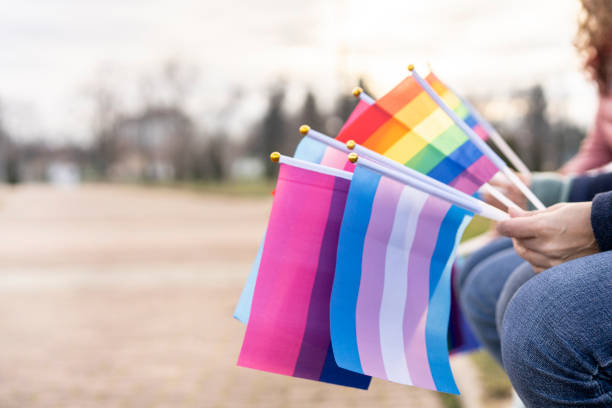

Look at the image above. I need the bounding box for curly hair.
[575,0,612,93]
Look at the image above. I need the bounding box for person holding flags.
[457,1,612,405]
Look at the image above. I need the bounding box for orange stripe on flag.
[377,77,423,115]
[363,118,410,153]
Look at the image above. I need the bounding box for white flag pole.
[270,152,352,180]
[300,125,511,219]
[450,90,532,178]
[408,65,546,210]
[349,153,509,222]
[351,87,522,211]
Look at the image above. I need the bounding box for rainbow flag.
[237,160,371,389]
[233,101,368,324]
[330,164,473,394]
[337,73,498,195]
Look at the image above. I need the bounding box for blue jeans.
[458,239,612,406]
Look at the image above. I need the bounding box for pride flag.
[237,160,371,389]
[233,101,368,324]
[330,165,473,394]
[338,73,498,195]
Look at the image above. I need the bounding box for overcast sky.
[0,0,598,144]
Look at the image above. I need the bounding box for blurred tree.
[283,90,325,155]
[523,85,551,171]
[139,59,199,110]
[253,86,286,179]
[300,91,325,131]
[86,82,121,178]
[205,134,228,181]
[550,121,585,166]
[0,100,20,184]
[334,77,374,123]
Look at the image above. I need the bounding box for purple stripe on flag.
[293,176,351,379]
[355,177,403,379]
[403,197,451,391]
[450,155,499,195]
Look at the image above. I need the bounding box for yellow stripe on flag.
[412,109,454,143]
[393,92,438,129]
[382,131,428,163]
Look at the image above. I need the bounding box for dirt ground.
[0,184,493,408]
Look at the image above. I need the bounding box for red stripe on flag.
[337,104,390,144]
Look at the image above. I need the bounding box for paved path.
[0,184,450,408]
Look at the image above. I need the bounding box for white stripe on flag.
[379,186,428,384]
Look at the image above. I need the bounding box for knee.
[456,237,512,291]
[500,256,612,405]
[500,271,569,404]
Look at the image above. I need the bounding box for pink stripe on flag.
[451,155,499,195]
[472,123,488,140]
[355,177,403,379]
[238,164,335,376]
[320,147,350,170]
[403,197,451,391]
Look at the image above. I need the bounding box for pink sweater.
[562,94,612,174]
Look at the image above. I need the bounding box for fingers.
[497,213,540,238]
[512,240,554,271]
[508,207,529,218]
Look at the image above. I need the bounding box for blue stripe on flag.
[427,141,482,184]
[425,205,472,394]
[463,114,477,128]
[233,233,265,323]
[319,344,372,389]
[330,166,380,375]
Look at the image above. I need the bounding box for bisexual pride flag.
[330,164,473,394]
[237,159,371,389]
[233,101,368,324]
[338,72,498,195]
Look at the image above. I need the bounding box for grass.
[471,351,513,401]
[461,215,492,242]
[439,393,463,408]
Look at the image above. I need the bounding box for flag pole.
[348,153,509,222]
[408,65,546,210]
[300,124,511,217]
[350,87,522,211]
[450,89,532,178]
[270,151,352,180]
[352,87,375,104]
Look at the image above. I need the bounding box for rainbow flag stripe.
[330,165,473,394]
[338,73,497,195]
[237,163,371,389]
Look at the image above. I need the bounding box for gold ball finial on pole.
[299,124,310,135]
[348,153,358,164]
[270,152,281,163]
[407,64,415,72]
[346,140,356,150]
[352,87,363,98]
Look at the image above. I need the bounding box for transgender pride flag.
[237,160,371,389]
[330,165,473,394]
